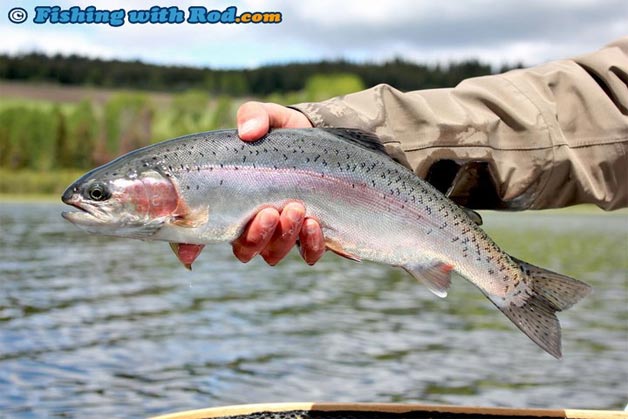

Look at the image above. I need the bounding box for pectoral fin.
[169,243,205,270]
[403,261,454,298]
[171,204,209,228]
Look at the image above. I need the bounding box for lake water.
[1,202,626,418]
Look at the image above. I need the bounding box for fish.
[61,128,591,358]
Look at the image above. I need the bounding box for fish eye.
[86,183,110,201]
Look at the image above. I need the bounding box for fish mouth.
[61,207,104,226]
[61,195,105,226]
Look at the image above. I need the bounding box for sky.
[1,0,627,69]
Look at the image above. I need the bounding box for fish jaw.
[61,197,167,239]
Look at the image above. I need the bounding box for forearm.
[293,38,628,210]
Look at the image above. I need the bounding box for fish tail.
[494,257,591,359]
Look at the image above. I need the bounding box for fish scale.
[62,127,591,358]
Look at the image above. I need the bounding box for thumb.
[237,101,270,141]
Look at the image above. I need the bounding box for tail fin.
[496,257,591,359]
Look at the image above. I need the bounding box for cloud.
[273,0,628,65]
[1,0,626,68]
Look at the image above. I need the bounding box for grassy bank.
[0,169,84,196]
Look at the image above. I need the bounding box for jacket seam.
[495,74,561,208]
[395,136,628,152]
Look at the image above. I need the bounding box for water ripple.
[0,203,626,417]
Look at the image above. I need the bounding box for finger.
[237,101,270,141]
[260,202,305,266]
[299,218,325,265]
[262,103,313,129]
[237,102,313,141]
[232,208,279,263]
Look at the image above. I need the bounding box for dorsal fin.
[321,128,389,157]
[461,207,483,226]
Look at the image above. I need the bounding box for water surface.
[1,203,626,418]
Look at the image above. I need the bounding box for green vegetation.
[0,53,512,94]
[0,53,524,196]
[0,72,375,195]
[0,168,84,195]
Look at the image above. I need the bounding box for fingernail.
[259,209,276,229]
[286,206,304,223]
[239,119,261,137]
[305,220,318,234]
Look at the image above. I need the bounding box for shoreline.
[0,193,61,203]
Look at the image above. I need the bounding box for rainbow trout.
[61,128,591,358]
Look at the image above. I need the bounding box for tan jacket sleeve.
[292,37,628,210]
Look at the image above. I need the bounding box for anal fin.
[403,261,454,298]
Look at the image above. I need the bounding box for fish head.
[61,167,179,239]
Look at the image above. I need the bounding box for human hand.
[232,102,325,266]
